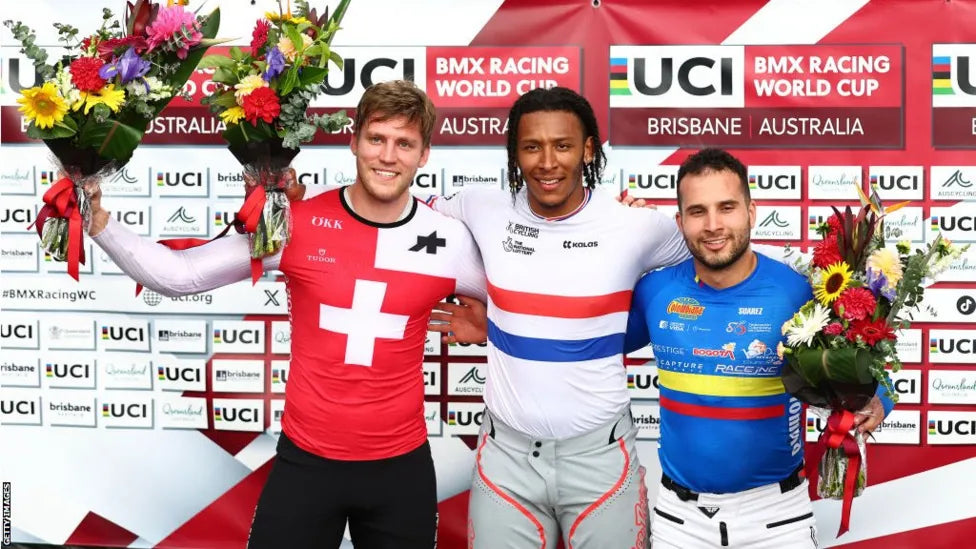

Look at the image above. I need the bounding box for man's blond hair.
[355,80,437,147]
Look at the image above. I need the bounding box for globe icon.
[142,290,163,307]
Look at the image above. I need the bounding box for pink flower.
[824,322,845,336]
[145,5,202,59]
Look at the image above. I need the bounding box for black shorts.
[247,433,437,549]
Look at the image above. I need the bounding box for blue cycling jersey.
[625,253,813,493]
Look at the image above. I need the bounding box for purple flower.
[98,48,151,84]
[867,268,896,301]
[263,47,286,81]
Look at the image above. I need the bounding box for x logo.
[264,290,281,307]
[409,231,447,254]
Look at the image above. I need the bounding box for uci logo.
[214,211,235,227]
[634,56,733,96]
[4,58,45,92]
[936,338,976,354]
[872,175,919,191]
[945,56,976,95]
[1,324,33,339]
[115,210,145,226]
[895,378,917,394]
[1,399,37,415]
[271,369,289,384]
[629,373,659,390]
[158,171,204,187]
[218,329,261,345]
[932,419,976,436]
[216,407,259,422]
[751,174,796,190]
[449,410,484,426]
[47,363,91,378]
[936,216,975,232]
[107,327,145,342]
[297,172,320,185]
[0,208,34,224]
[630,48,736,99]
[630,173,675,190]
[324,57,416,95]
[103,403,148,418]
[158,366,201,383]
[412,173,438,189]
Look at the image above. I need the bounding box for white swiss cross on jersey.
[319,279,409,366]
[276,189,484,460]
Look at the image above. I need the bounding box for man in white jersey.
[289,86,795,547]
[424,87,695,548]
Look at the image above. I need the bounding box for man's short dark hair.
[676,148,750,208]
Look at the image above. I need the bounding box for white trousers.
[651,477,818,549]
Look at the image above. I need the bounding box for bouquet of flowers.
[199,0,350,281]
[779,187,968,535]
[4,0,222,279]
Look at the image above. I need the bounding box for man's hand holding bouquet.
[779,186,968,535]
[198,0,350,282]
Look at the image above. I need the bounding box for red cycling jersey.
[279,188,484,460]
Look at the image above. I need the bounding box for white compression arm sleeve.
[91,217,282,297]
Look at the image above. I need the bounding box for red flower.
[251,20,271,57]
[833,287,877,321]
[242,87,281,125]
[812,238,844,269]
[846,317,896,346]
[97,36,149,60]
[827,213,844,237]
[824,322,845,336]
[69,57,107,92]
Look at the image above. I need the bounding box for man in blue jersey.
[624,148,892,549]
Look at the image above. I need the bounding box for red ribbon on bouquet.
[237,184,267,284]
[31,177,86,281]
[807,409,861,537]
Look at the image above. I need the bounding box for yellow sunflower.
[73,84,125,114]
[265,12,310,24]
[813,261,853,305]
[17,82,69,129]
[220,106,246,125]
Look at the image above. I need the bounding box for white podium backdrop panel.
[2,1,976,547]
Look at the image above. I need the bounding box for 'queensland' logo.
[667,297,705,320]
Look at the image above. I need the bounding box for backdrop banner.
[2,1,975,547]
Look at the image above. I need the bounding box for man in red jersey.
[86,81,486,548]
